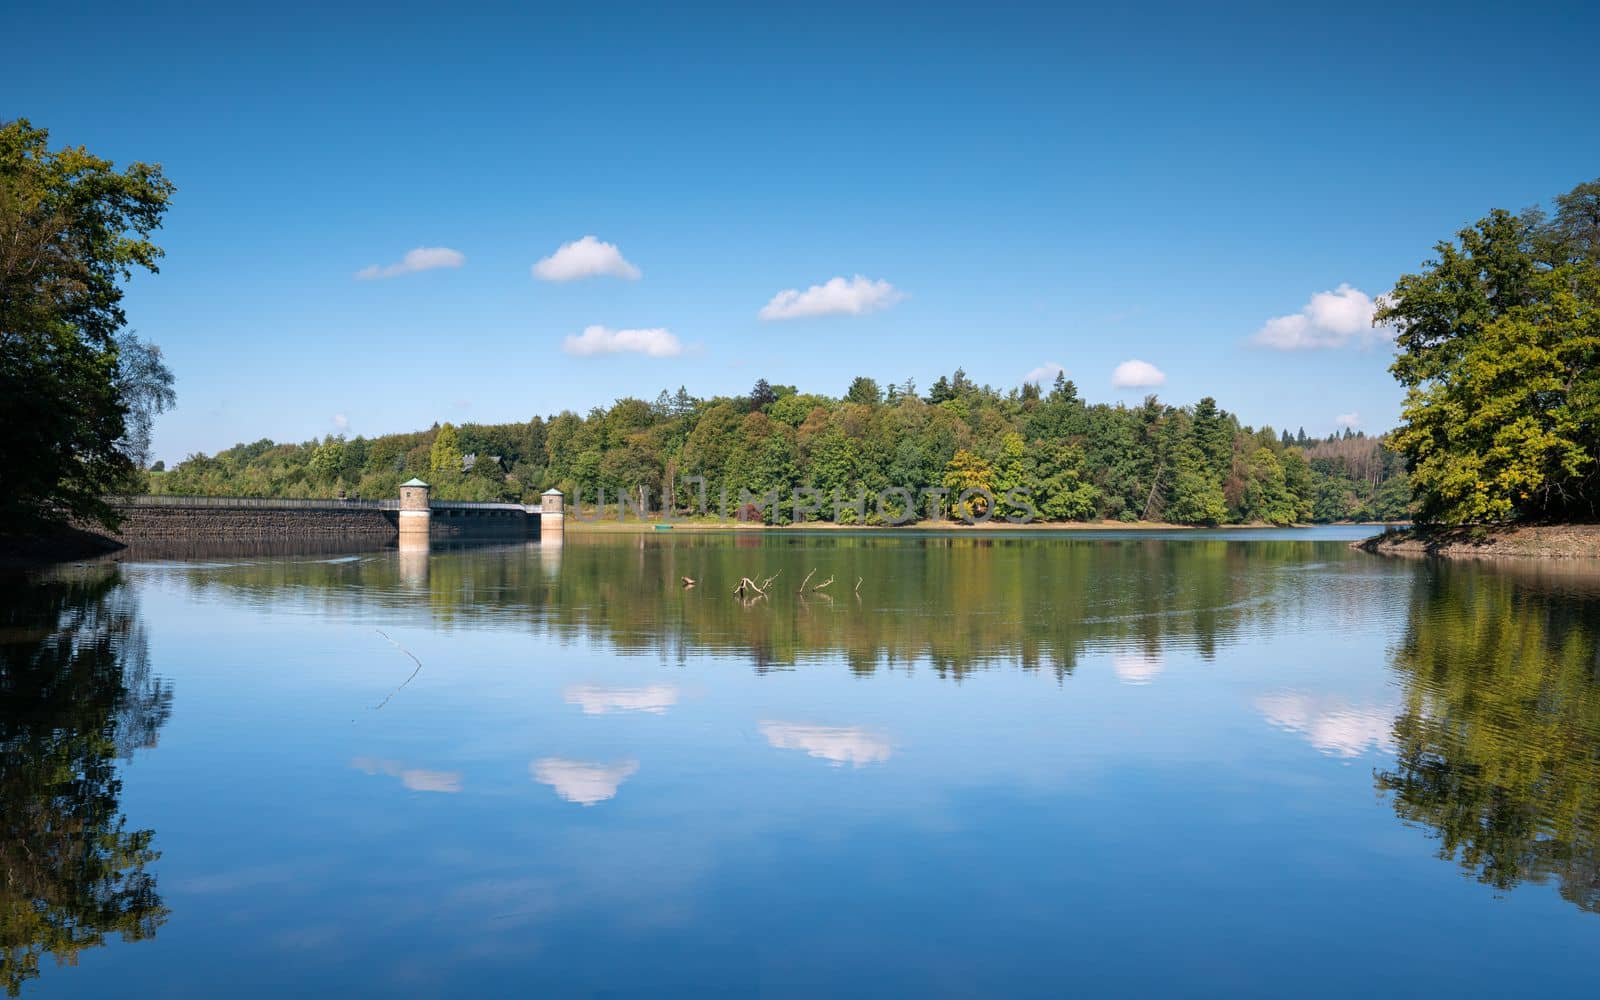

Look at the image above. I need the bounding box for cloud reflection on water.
[759,721,892,767]
[1255,692,1396,758]
[531,757,640,805]
[352,756,464,793]
[563,683,679,715]
[1111,652,1165,685]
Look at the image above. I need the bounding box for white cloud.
[531,757,639,806]
[1252,284,1389,350]
[1111,359,1166,388]
[1255,693,1396,758]
[759,721,891,767]
[1335,412,1361,429]
[1112,652,1164,685]
[563,683,679,715]
[351,756,463,793]
[758,275,904,321]
[562,325,683,358]
[398,769,463,793]
[532,235,641,281]
[354,246,465,280]
[332,413,350,433]
[1023,362,1065,385]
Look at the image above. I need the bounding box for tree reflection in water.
[0,566,172,996]
[38,534,1600,933]
[158,534,1357,679]
[1377,562,1600,913]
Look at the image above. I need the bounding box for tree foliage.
[1382,179,1600,524]
[157,372,1408,524]
[0,119,176,531]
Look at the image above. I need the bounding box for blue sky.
[12,1,1600,463]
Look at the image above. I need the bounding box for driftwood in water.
[733,576,767,598]
[373,629,423,711]
[811,575,834,592]
[799,568,816,593]
[681,576,696,588]
[854,577,862,595]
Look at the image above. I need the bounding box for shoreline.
[2,517,1401,571]
[1354,523,1600,560]
[0,525,127,571]
[566,517,1394,534]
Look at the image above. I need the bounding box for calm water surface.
[5,527,1600,996]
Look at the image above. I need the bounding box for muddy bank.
[1355,523,1600,559]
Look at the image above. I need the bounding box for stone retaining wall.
[109,505,399,539]
[428,507,533,538]
[106,503,538,541]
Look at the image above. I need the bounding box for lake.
[4,527,1599,996]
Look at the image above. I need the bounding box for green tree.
[1034,441,1099,520]
[1167,466,1228,525]
[806,427,859,521]
[1241,447,1296,524]
[727,412,797,522]
[429,423,464,483]
[992,432,1037,520]
[1389,268,1599,522]
[1381,180,1600,523]
[0,119,177,531]
[1280,448,1315,522]
[768,393,831,428]
[308,437,345,485]
[942,449,995,520]
[1191,397,1233,480]
[844,376,883,406]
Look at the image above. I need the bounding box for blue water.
[4,527,1596,996]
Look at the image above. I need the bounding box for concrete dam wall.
[108,494,546,542]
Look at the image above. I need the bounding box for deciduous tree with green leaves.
[1381,179,1600,524]
[428,423,464,483]
[1,119,177,531]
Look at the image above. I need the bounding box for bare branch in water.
[799,568,816,593]
[373,629,423,710]
[812,575,834,591]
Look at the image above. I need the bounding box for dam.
[106,481,562,543]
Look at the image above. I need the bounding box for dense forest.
[153,372,1411,525]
